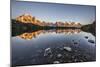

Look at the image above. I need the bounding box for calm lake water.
[11,29,96,66]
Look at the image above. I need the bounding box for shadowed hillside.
[81,21,96,36]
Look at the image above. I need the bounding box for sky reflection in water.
[11,29,96,66]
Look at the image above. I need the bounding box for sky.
[11,0,96,25]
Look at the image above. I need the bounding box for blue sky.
[11,0,96,25]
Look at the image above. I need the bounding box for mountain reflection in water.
[11,29,96,66]
[18,29,81,40]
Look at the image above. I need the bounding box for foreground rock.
[88,40,95,43]
[57,54,62,58]
[63,47,72,51]
[53,61,60,64]
[44,48,52,57]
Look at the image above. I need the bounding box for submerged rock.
[53,61,60,64]
[44,48,52,57]
[57,54,62,58]
[72,40,79,45]
[63,47,72,51]
[73,42,78,45]
[88,40,95,43]
[85,36,88,39]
